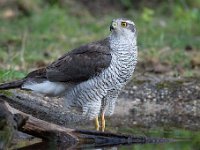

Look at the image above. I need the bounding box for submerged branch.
[0,100,175,149]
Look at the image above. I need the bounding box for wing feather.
[46,38,111,82]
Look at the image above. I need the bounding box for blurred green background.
[0,1,200,149]
[0,0,199,82]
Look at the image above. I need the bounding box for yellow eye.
[121,22,127,27]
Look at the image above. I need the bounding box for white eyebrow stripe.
[118,19,135,26]
[126,20,135,25]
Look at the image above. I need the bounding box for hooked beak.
[110,21,117,31]
[110,25,114,31]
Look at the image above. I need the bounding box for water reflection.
[17,127,199,150]
[18,141,189,150]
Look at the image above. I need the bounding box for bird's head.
[110,18,137,44]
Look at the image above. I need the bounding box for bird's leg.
[95,116,100,131]
[101,112,105,132]
[100,97,107,132]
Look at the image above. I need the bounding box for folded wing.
[46,38,111,83]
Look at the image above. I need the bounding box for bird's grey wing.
[46,38,111,83]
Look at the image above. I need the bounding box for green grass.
[0,70,26,82]
[0,3,199,81]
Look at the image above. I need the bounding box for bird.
[0,18,137,131]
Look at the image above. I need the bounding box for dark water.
[17,127,200,150]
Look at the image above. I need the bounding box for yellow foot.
[101,113,105,132]
[95,116,100,131]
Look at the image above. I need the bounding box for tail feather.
[0,79,25,90]
[0,68,46,90]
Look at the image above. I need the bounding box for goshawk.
[0,18,137,131]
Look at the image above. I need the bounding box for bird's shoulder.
[72,38,111,54]
[47,38,111,68]
[45,38,112,82]
[61,38,111,58]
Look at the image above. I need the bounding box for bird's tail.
[0,79,25,90]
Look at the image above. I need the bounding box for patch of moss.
[0,126,13,141]
[0,90,13,97]
[132,79,151,85]
[156,82,172,89]
[155,80,185,90]
[0,120,14,149]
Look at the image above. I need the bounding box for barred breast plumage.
[65,34,137,119]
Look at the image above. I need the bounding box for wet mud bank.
[113,75,200,130]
